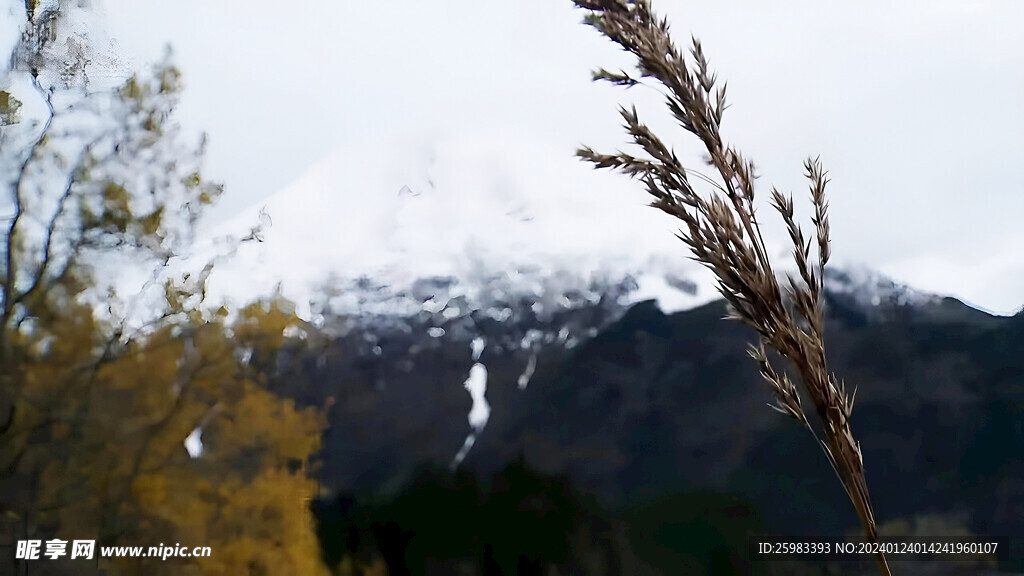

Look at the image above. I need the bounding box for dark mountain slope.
[278,290,1023,568]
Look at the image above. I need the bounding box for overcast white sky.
[8,1,1024,314]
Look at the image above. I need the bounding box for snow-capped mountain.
[289,241,1024,566]
[189,131,983,333]
[262,255,953,479]
[200,143,1024,564]
[141,118,1023,358]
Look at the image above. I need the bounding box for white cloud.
[86,0,1024,314]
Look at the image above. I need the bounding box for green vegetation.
[314,459,777,576]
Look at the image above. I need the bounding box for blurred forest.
[1,2,328,574]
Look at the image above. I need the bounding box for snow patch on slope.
[518,353,537,390]
[184,428,203,458]
[452,361,489,469]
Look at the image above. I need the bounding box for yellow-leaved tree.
[1,2,330,574]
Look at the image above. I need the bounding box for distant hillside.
[269,281,1024,572]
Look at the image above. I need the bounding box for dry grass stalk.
[571,1,890,574]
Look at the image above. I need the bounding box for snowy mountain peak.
[184,133,988,333]
[823,265,942,309]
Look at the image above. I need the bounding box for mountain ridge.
[280,275,1024,569]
